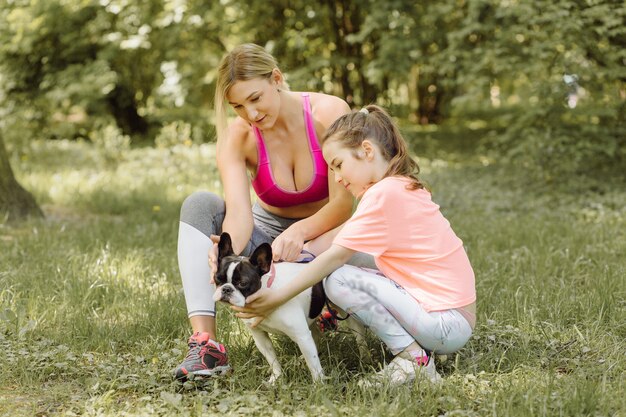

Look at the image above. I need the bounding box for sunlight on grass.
[16,139,222,216]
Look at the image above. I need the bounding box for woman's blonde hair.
[322,105,424,190]
[214,43,287,141]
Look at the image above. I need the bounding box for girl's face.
[226,76,281,129]
[322,138,381,198]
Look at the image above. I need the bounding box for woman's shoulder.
[306,92,351,127]
[217,117,254,156]
[220,117,252,144]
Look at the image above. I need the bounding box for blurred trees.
[0,0,224,144]
[443,0,626,176]
[0,0,624,182]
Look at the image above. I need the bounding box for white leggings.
[324,265,473,355]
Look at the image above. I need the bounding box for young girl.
[236,105,476,386]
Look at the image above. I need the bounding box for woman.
[174,43,355,380]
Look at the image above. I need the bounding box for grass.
[1,128,625,416]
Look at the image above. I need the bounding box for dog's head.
[212,232,272,307]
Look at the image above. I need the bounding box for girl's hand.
[208,234,220,283]
[272,226,305,262]
[231,288,287,327]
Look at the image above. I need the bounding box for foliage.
[0,0,221,147]
[0,0,624,180]
[89,124,131,167]
[1,138,625,416]
[337,0,626,177]
[445,0,626,178]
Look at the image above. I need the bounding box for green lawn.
[1,130,624,416]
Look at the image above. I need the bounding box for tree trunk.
[408,65,420,123]
[417,78,445,125]
[107,84,149,136]
[0,132,43,221]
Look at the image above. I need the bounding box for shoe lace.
[185,340,206,361]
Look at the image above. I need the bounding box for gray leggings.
[180,191,300,254]
[178,191,301,317]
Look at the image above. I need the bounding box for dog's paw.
[313,374,330,385]
[267,373,281,385]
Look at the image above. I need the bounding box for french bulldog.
[213,232,366,383]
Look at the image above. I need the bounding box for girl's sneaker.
[358,354,442,388]
[173,332,231,381]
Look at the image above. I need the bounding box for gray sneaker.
[173,332,231,381]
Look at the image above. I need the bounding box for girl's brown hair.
[214,43,288,141]
[322,105,424,190]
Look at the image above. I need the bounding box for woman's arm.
[233,244,355,325]
[216,120,255,255]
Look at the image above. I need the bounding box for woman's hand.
[208,235,220,283]
[272,226,305,262]
[231,288,287,327]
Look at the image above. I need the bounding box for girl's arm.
[232,244,355,326]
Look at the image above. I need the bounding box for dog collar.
[266,263,276,288]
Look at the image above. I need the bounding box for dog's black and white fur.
[213,232,366,383]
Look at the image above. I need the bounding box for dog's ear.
[250,243,272,275]
[217,232,234,264]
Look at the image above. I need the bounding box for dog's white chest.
[245,262,317,332]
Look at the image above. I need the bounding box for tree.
[0,132,43,220]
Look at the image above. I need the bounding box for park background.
[0,0,624,416]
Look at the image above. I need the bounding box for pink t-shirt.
[333,176,476,312]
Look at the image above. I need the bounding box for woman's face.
[226,77,281,130]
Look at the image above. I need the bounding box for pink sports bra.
[250,93,328,208]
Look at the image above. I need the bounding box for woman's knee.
[180,191,225,236]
